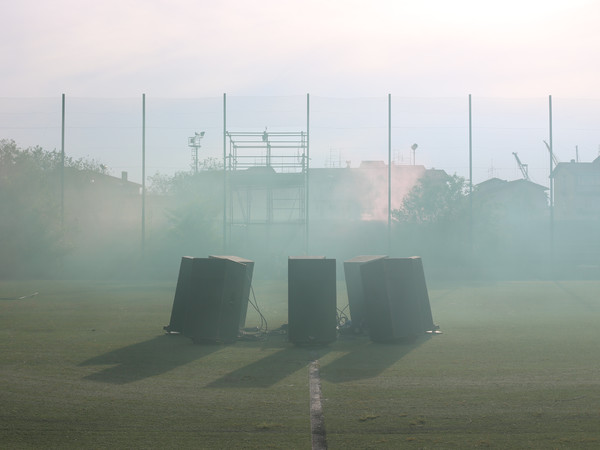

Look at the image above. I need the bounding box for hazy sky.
[3,0,600,98]
[2,0,600,185]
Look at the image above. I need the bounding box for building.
[552,156,600,220]
[473,177,549,219]
[309,162,432,222]
[551,157,600,272]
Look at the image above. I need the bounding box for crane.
[543,140,559,166]
[512,152,530,181]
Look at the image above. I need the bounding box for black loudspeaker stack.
[288,256,337,345]
[209,255,255,330]
[343,255,388,331]
[406,257,436,333]
[345,256,436,342]
[165,256,195,335]
[164,256,251,343]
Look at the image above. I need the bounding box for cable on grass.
[336,303,369,336]
[336,304,350,328]
[238,281,269,341]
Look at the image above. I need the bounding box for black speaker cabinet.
[164,256,195,334]
[360,257,429,342]
[209,255,254,329]
[165,256,247,343]
[288,256,337,345]
[406,257,435,333]
[343,255,388,330]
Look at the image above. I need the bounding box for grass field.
[1,279,599,449]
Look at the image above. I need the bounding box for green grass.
[1,279,600,448]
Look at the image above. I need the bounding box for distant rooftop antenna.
[325,147,342,168]
[393,150,407,165]
[488,159,499,179]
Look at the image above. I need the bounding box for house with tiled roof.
[473,177,549,219]
[552,156,600,220]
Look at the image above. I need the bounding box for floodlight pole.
[142,93,146,258]
[548,94,554,272]
[223,93,227,252]
[388,93,392,253]
[305,93,310,255]
[188,132,205,173]
[61,94,65,232]
[469,94,473,254]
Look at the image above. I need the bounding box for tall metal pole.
[548,94,554,271]
[388,93,392,253]
[141,93,146,257]
[223,93,227,252]
[61,94,65,232]
[468,94,473,254]
[305,93,310,254]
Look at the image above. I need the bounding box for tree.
[144,166,223,275]
[393,173,468,225]
[148,157,223,195]
[391,172,470,278]
[0,139,108,278]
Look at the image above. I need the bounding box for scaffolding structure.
[225,131,307,173]
[224,130,308,249]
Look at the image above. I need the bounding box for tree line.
[1,140,552,281]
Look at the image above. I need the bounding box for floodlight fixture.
[188,131,206,173]
[411,143,418,165]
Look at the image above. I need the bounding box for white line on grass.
[309,359,327,450]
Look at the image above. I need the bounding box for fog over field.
[2,3,600,448]
[2,1,600,282]
[2,134,597,283]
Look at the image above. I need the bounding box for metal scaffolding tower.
[224,130,308,248]
[226,130,307,172]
